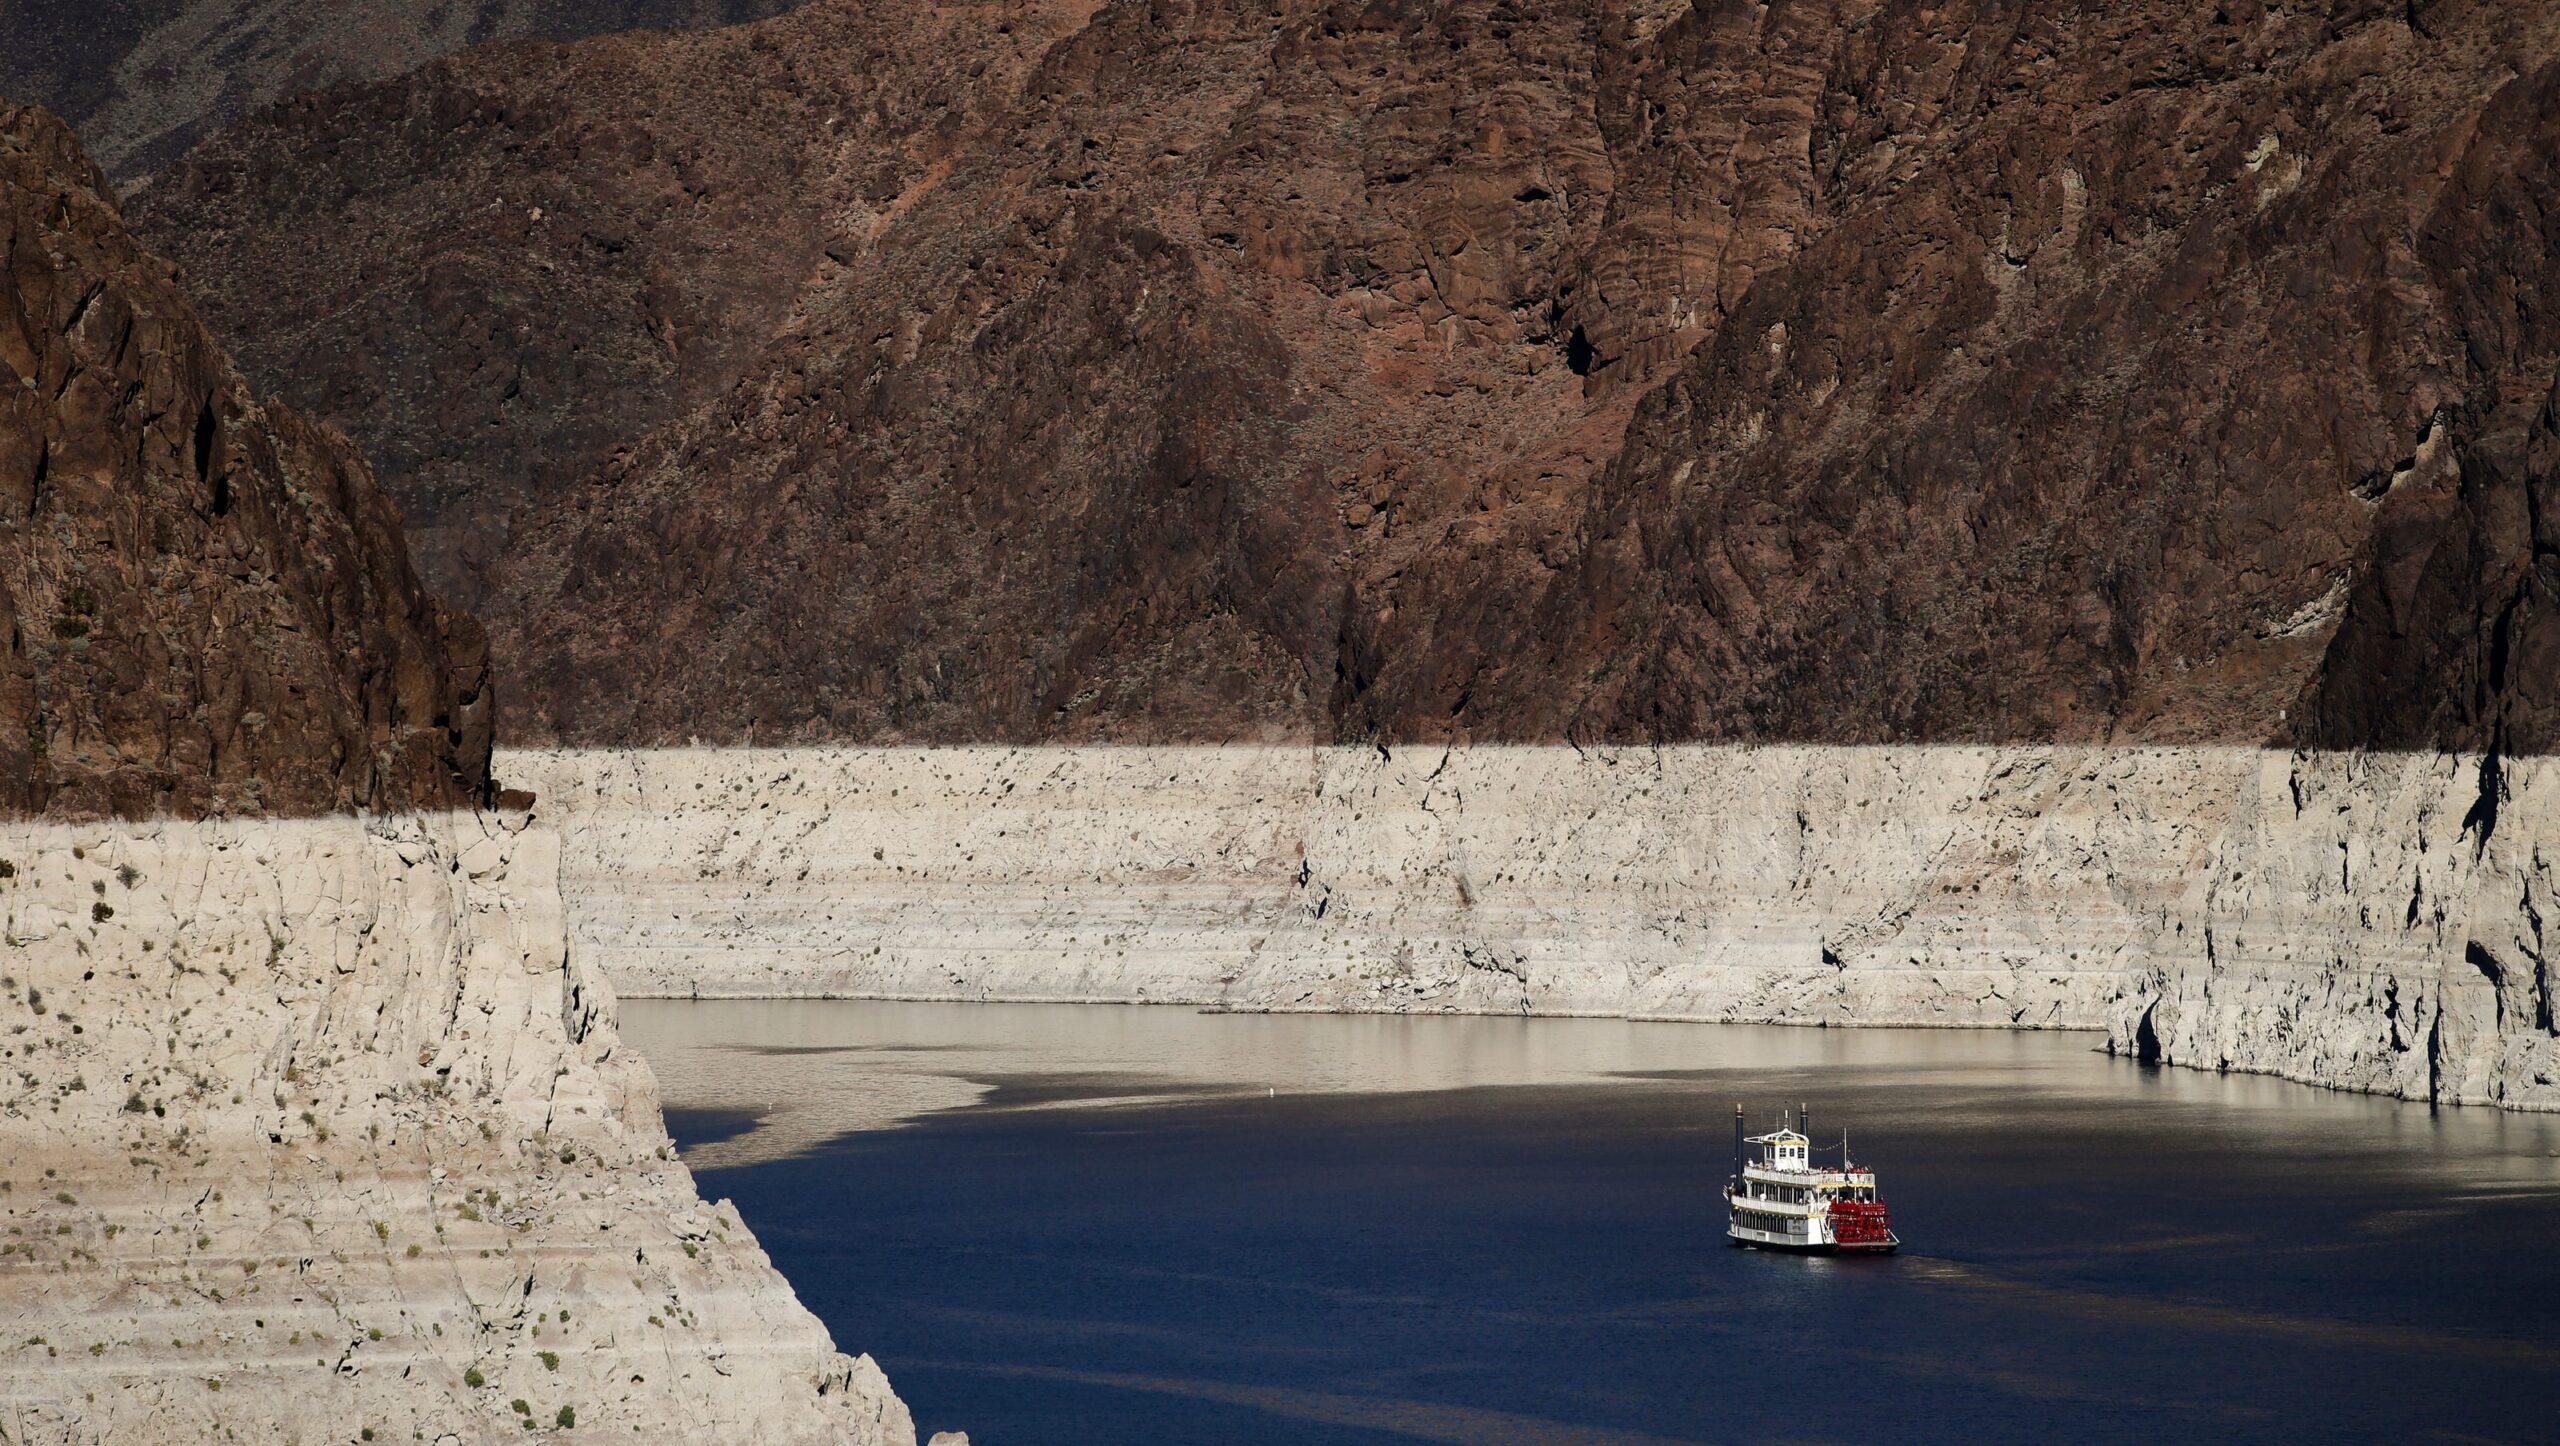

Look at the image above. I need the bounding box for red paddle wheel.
[1828,1198,1895,1250]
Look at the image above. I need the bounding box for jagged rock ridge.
[1507,2,2560,756]
[128,0,2560,753]
[1,100,492,819]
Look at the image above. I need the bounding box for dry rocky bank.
[0,812,918,1443]
[510,744,2560,1113]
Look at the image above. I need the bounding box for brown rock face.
[2291,52,2560,758]
[0,0,815,184]
[0,102,492,819]
[131,1,1083,618]
[1475,0,2560,755]
[132,0,2560,752]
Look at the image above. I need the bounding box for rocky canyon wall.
[2128,748,2559,1113]
[1,103,921,1444]
[127,1,2560,756]
[1,100,491,820]
[508,745,2560,1112]
[0,812,915,1444]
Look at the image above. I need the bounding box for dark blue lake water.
[628,1002,2560,1445]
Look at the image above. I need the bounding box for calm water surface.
[623,1001,2560,1445]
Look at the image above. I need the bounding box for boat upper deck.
[1735,1126,1877,1190]
[1741,1162,1876,1187]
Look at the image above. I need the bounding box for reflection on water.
[630,1002,2560,1444]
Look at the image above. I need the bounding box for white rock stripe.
[506,744,2560,1112]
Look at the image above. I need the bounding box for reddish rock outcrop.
[0,101,491,818]
[129,0,2560,752]
[1478,1,2560,756]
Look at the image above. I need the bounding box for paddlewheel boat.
[1724,1104,1898,1254]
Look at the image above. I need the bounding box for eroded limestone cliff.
[0,814,913,1443]
[2120,748,2560,1110]
[508,745,2560,1111]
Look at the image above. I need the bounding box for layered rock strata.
[508,745,2560,1111]
[0,812,914,1444]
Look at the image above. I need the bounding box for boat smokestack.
[1732,1104,1746,1186]
[1802,1102,1812,1154]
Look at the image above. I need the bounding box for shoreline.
[618,997,2141,1173]
[641,986,2125,1033]
[503,743,2560,1113]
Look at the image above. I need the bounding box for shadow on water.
[958,1070,1240,1112]
[659,1106,764,1150]
[638,1003,2560,1445]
